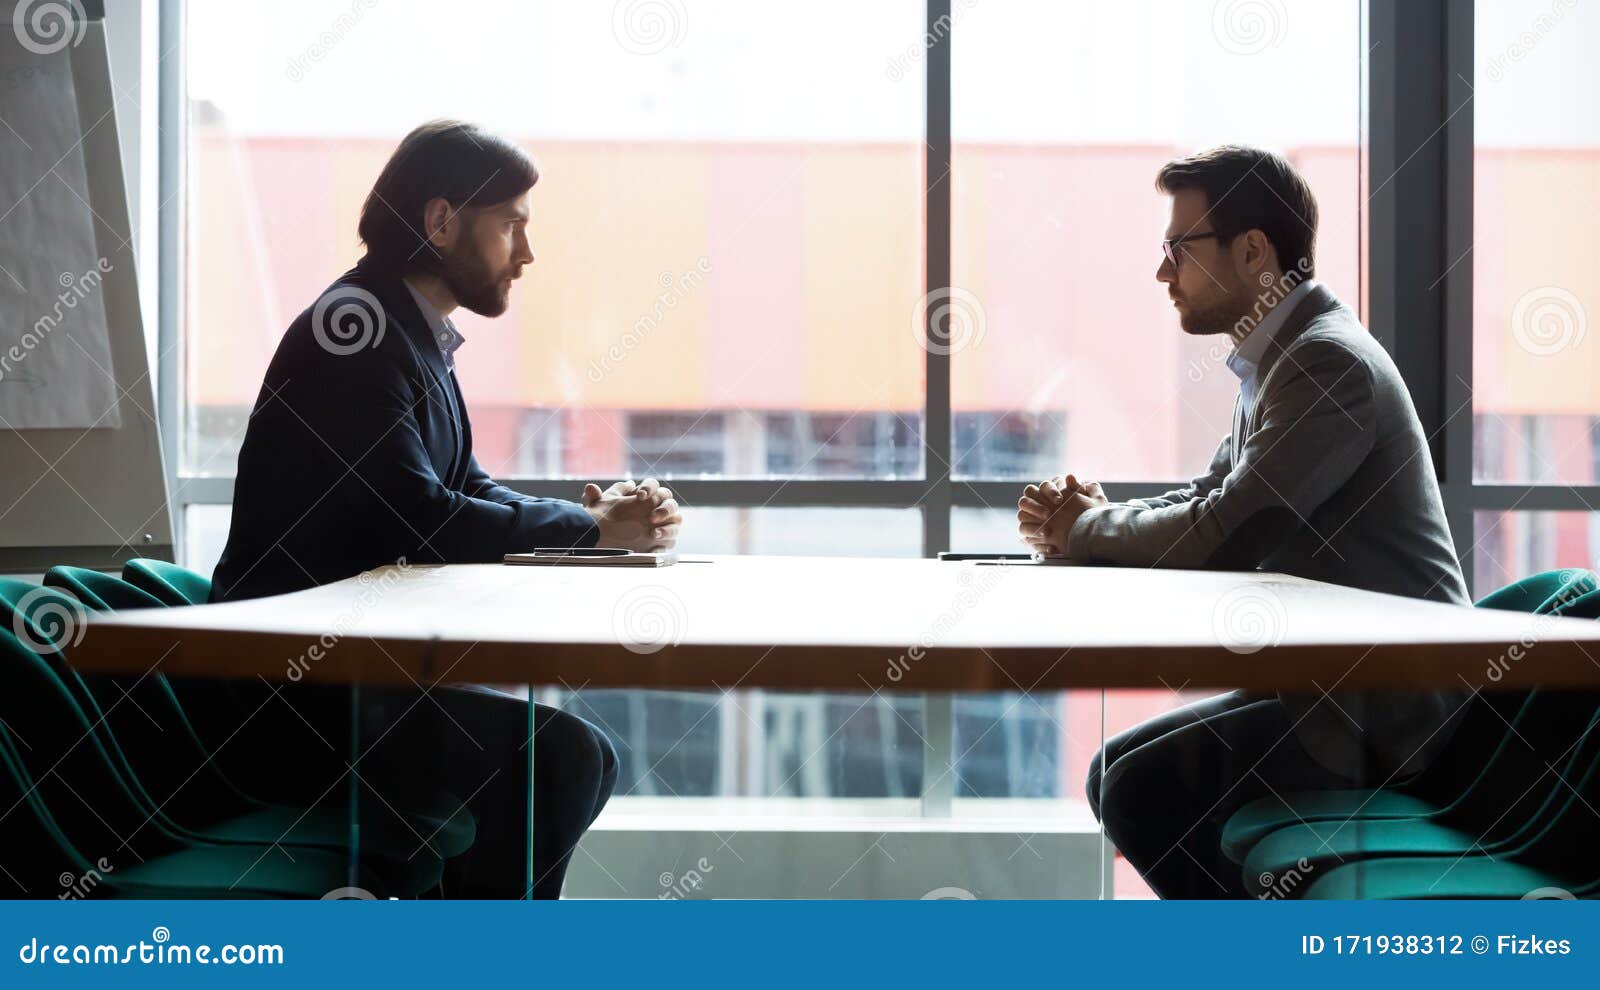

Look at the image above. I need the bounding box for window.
[1473,511,1598,594]
[167,0,1382,895]
[1472,0,1600,486]
[181,0,925,482]
[951,0,1365,482]
[1466,1,1600,590]
[764,412,922,478]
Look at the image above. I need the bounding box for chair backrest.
[44,566,166,611]
[0,579,194,842]
[1405,573,1595,806]
[1546,587,1600,621]
[0,626,182,862]
[37,568,252,804]
[0,709,92,895]
[1501,696,1600,868]
[0,578,94,662]
[122,559,212,607]
[1475,568,1598,614]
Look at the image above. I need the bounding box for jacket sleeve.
[304,345,598,561]
[462,454,601,549]
[1065,339,1377,569]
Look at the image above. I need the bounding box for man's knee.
[1096,744,1169,843]
[536,706,616,783]
[1094,756,1152,860]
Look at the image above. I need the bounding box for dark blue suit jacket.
[210,258,597,602]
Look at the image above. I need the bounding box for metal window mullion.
[921,0,954,561]
[158,0,183,560]
[921,0,956,820]
[1368,1,1470,587]
[1443,0,1477,592]
[1467,485,1600,513]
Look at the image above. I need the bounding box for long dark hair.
[356,120,538,274]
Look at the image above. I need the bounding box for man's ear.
[1236,229,1274,283]
[421,196,456,250]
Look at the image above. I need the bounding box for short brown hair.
[1156,145,1318,277]
[357,120,538,273]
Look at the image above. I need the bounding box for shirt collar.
[1225,277,1316,381]
[402,278,466,368]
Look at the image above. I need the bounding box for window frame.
[159,0,1569,824]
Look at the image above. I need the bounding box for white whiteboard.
[0,8,172,571]
[0,43,121,429]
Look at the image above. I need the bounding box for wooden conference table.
[70,555,1600,691]
[66,555,1600,896]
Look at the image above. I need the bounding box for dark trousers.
[1086,691,1352,899]
[178,680,618,899]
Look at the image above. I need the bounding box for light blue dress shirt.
[1224,277,1316,417]
[402,278,467,370]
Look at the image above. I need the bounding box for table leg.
[921,692,955,818]
[525,683,536,900]
[1098,688,1108,900]
[347,680,361,891]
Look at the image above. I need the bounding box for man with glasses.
[1016,145,1468,897]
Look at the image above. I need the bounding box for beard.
[1176,288,1249,337]
[438,241,513,317]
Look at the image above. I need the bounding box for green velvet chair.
[44,565,166,611]
[1239,588,1600,897]
[0,626,415,898]
[1301,688,1600,900]
[38,567,477,863]
[0,579,459,894]
[121,558,212,607]
[1219,569,1598,866]
[1244,698,1600,897]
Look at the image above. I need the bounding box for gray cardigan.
[1066,283,1470,781]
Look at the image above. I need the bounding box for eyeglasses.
[1161,230,1229,267]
